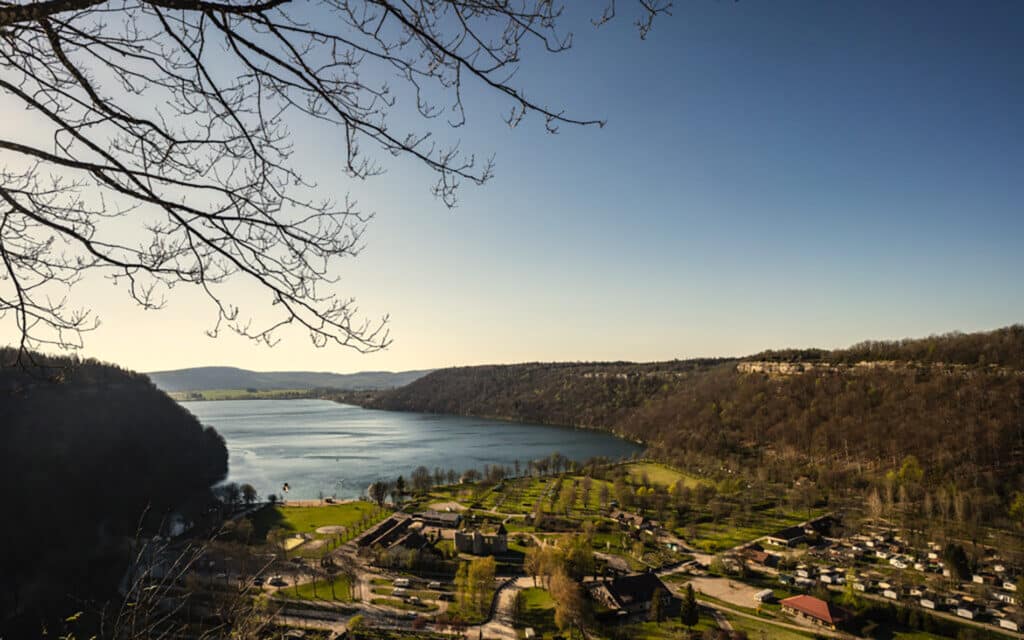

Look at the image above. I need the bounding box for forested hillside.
[367,326,1024,530]
[0,350,228,634]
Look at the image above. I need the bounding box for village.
[143,459,1024,640]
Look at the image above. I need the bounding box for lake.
[181,399,643,500]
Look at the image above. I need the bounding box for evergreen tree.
[650,587,666,622]
[681,583,699,628]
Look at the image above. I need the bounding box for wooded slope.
[1,351,229,634]
[368,326,1024,527]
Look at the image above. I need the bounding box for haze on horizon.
[2,1,1022,374]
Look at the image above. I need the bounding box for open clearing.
[687,576,764,609]
[625,462,704,488]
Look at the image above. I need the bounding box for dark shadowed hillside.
[0,350,228,634]
[367,326,1024,529]
[148,365,433,392]
[369,359,732,435]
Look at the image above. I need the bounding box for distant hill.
[147,365,433,392]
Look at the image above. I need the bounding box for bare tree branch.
[0,0,669,361]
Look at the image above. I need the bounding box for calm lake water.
[181,399,643,500]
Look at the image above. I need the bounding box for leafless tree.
[101,533,278,639]
[0,0,670,364]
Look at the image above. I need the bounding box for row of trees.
[216,482,259,509]
[366,454,610,506]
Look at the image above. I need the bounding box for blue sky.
[14,1,1023,372]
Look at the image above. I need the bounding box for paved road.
[468,577,534,640]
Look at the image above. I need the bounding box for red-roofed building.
[781,595,848,630]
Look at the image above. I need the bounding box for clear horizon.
[3,1,1022,373]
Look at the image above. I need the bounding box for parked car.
[269,576,288,587]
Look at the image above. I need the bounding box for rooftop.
[606,573,671,608]
[781,595,847,625]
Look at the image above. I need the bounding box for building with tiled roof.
[780,595,848,630]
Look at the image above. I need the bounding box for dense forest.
[363,326,1024,530]
[0,350,228,635]
[754,325,1024,367]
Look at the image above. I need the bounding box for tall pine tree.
[680,583,699,628]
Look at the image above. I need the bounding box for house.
[766,525,806,547]
[780,595,848,630]
[610,509,652,531]
[392,531,439,554]
[746,549,780,568]
[588,573,680,620]
[415,510,462,529]
[358,516,411,548]
[454,523,508,555]
[805,515,839,537]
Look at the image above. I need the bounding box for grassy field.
[684,507,823,552]
[516,588,556,636]
[625,462,704,488]
[170,388,312,401]
[726,615,814,640]
[279,573,353,602]
[251,502,390,546]
[624,618,719,639]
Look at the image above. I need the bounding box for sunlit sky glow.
[2,1,1022,373]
